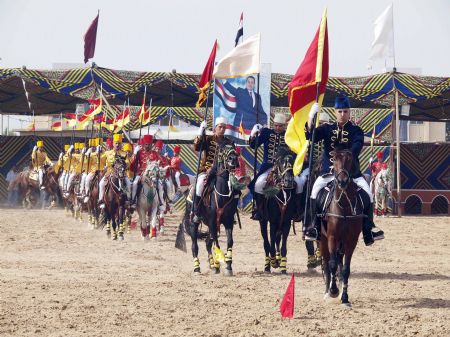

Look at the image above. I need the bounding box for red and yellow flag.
[285,8,329,175]
[51,120,62,131]
[77,98,102,130]
[196,40,218,108]
[138,98,151,126]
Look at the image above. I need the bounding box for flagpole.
[302,82,321,228]
[251,73,261,213]
[191,77,213,216]
[147,97,153,135]
[391,2,396,69]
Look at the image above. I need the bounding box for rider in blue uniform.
[304,96,385,246]
[249,113,306,220]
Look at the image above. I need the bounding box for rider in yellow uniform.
[98,134,132,208]
[122,143,134,180]
[56,144,70,191]
[65,142,84,197]
[80,139,99,202]
[31,140,53,190]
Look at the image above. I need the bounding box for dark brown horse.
[319,148,364,308]
[13,165,60,209]
[86,172,101,229]
[102,157,128,240]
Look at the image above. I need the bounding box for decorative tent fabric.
[1,67,448,121]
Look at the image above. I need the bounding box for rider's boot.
[192,195,202,224]
[363,203,385,245]
[250,193,264,221]
[304,198,321,241]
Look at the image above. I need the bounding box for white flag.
[369,4,394,61]
[213,33,260,79]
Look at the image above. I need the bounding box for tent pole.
[394,90,402,217]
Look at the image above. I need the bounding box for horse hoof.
[224,269,233,277]
[280,270,288,275]
[106,231,111,238]
[264,267,271,274]
[151,237,157,242]
[341,302,352,309]
[214,268,220,275]
[193,270,201,276]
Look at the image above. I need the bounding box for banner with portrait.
[213,63,271,143]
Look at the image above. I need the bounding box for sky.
[1,0,450,77]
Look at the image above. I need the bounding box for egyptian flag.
[77,98,102,130]
[235,13,243,46]
[138,92,151,126]
[115,105,130,130]
[84,12,99,63]
[285,9,329,175]
[196,40,218,108]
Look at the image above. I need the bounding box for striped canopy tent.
[271,72,450,121]
[1,67,449,121]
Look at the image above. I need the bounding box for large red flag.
[84,12,99,63]
[279,274,295,319]
[196,40,218,108]
[285,8,329,175]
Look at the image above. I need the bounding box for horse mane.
[274,146,295,162]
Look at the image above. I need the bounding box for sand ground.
[0,208,449,337]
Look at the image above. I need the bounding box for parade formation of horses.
[317,147,366,307]
[257,146,296,274]
[186,144,243,276]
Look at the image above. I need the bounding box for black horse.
[186,144,241,276]
[257,147,296,274]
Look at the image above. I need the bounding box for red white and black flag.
[234,12,243,47]
[84,11,99,63]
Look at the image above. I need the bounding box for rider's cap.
[91,139,98,147]
[154,139,163,149]
[78,142,85,149]
[74,142,80,150]
[113,134,123,143]
[319,112,330,123]
[235,146,241,154]
[106,138,113,147]
[173,145,181,154]
[215,116,227,126]
[36,140,44,147]
[334,95,351,109]
[64,144,70,151]
[123,143,132,153]
[143,134,153,145]
[273,113,286,124]
[376,151,383,159]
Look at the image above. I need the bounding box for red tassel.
[280,274,295,319]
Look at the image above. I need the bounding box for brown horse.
[319,148,364,308]
[13,165,60,209]
[103,157,128,240]
[86,172,101,229]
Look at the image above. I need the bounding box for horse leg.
[328,237,340,298]
[210,216,221,274]
[150,203,158,240]
[279,221,291,275]
[191,221,201,274]
[118,205,125,241]
[269,221,279,269]
[306,241,319,269]
[320,236,331,297]
[341,242,356,307]
[206,236,214,270]
[259,220,271,273]
[224,226,234,276]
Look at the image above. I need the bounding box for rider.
[304,96,385,246]
[122,143,134,180]
[192,117,235,223]
[66,142,84,197]
[170,145,182,196]
[130,134,156,206]
[98,133,132,209]
[31,140,53,190]
[57,144,71,191]
[249,113,306,220]
[81,139,99,203]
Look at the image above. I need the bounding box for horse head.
[273,146,295,189]
[144,160,160,184]
[217,144,239,171]
[332,146,353,190]
[113,156,127,180]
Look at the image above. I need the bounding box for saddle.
[28,170,38,182]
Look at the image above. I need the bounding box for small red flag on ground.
[280,274,295,319]
[84,11,99,63]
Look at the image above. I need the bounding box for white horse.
[137,161,167,240]
[374,167,392,217]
